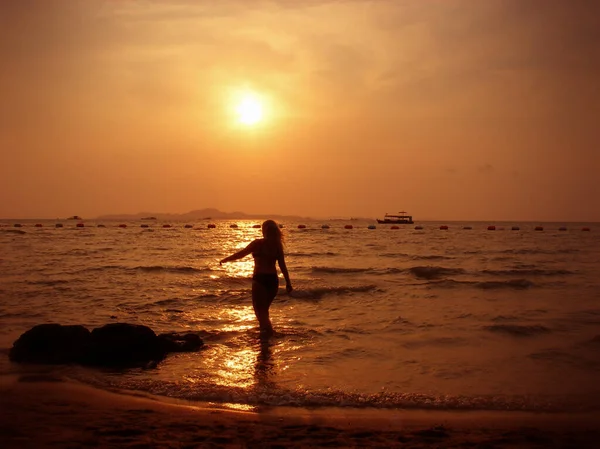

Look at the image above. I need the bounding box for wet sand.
[1,374,600,448]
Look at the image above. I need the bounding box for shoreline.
[2,375,600,448]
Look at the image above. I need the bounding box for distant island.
[94,208,313,222]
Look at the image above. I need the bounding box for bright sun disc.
[235,96,263,125]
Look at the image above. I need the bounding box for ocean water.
[1,219,600,413]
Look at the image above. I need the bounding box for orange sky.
[1,0,599,221]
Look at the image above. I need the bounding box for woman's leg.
[252,280,276,336]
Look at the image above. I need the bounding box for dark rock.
[157,332,204,353]
[82,323,165,368]
[9,324,91,364]
[10,323,205,369]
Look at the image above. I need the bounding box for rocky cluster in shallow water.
[9,323,204,368]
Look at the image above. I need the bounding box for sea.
[1,218,600,414]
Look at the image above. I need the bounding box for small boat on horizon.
[67,215,82,220]
[377,212,414,224]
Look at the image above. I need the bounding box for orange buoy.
[229,224,238,228]
[118,224,127,228]
[487,225,495,231]
[34,223,43,227]
[97,224,105,228]
[141,224,149,228]
[163,224,172,228]
[55,223,63,228]
[344,224,353,229]
[558,226,567,231]
[390,225,400,229]
[207,224,216,229]
[534,226,543,231]
[76,223,84,228]
[368,225,376,229]
[252,224,261,229]
[511,226,520,230]
[298,224,306,229]
[582,227,591,231]
[413,225,422,230]
[440,225,448,230]
[321,224,330,229]
[14,223,22,228]
[184,224,193,228]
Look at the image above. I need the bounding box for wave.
[79,265,210,274]
[86,378,586,413]
[483,324,551,336]
[134,265,209,274]
[286,285,377,300]
[482,269,574,276]
[379,252,411,258]
[412,255,455,261]
[1,229,26,235]
[379,253,455,261]
[311,266,371,274]
[499,248,579,255]
[288,252,338,257]
[475,279,534,289]
[26,279,71,286]
[427,279,535,289]
[409,266,466,280]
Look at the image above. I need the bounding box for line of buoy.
[3,223,594,232]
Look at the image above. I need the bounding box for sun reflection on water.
[219,307,256,332]
[183,224,285,411]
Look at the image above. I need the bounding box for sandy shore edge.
[2,374,600,448]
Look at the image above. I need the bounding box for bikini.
[252,241,280,293]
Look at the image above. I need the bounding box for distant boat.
[141,217,157,220]
[376,212,414,224]
[67,215,82,220]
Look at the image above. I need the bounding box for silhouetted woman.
[220,220,292,337]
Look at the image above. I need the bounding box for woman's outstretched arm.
[220,241,256,265]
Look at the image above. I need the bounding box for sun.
[235,95,263,126]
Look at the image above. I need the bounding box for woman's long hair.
[262,220,284,253]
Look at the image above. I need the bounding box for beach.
[2,374,600,448]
